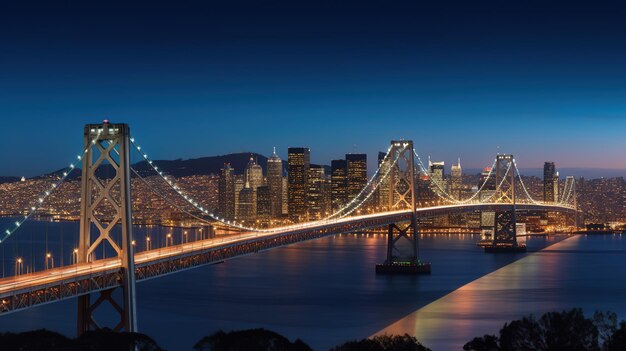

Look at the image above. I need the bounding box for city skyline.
[2,1,626,176]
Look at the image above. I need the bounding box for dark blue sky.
[2,1,626,176]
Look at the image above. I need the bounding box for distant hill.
[0,176,20,184]
[32,153,285,180]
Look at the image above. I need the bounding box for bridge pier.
[376,140,430,274]
[376,221,431,274]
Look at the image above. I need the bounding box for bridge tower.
[77,122,137,334]
[485,154,526,252]
[376,140,431,274]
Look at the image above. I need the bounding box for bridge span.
[0,202,573,316]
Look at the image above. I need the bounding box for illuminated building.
[450,158,462,200]
[267,147,283,219]
[308,164,330,219]
[331,159,348,211]
[245,156,264,191]
[346,153,367,202]
[238,181,256,222]
[377,151,390,210]
[256,185,271,224]
[288,147,310,222]
[543,162,559,203]
[218,163,235,220]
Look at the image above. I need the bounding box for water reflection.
[377,235,626,350]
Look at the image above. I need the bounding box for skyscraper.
[429,158,445,195]
[377,151,390,210]
[245,156,264,191]
[308,164,330,219]
[234,174,245,219]
[218,163,235,220]
[238,181,256,223]
[450,158,462,200]
[346,153,367,202]
[267,147,283,219]
[288,147,310,222]
[544,162,559,203]
[256,185,271,224]
[331,159,348,212]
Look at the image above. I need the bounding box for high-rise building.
[429,158,445,195]
[245,156,264,191]
[267,147,283,219]
[218,163,235,220]
[281,177,288,216]
[544,162,559,203]
[450,158,462,200]
[479,167,496,228]
[238,181,256,223]
[308,164,331,219]
[331,159,348,212]
[377,151,390,210]
[256,185,271,224]
[346,153,367,202]
[288,147,310,222]
[234,174,245,219]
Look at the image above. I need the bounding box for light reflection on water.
[0,218,575,351]
[377,234,626,351]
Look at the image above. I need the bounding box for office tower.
[218,163,235,220]
[479,167,496,228]
[267,147,283,219]
[238,181,256,223]
[288,147,310,222]
[256,185,271,224]
[245,156,264,191]
[234,174,245,219]
[346,153,367,202]
[308,164,330,219]
[377,151,390,210]
[282,177,288,216]
[331,159,348,211]
[429,158,445,192]
[544,162,559,203]
[450,158,462,200]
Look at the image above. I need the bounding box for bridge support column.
[77,121,137,335]
[376,140,430,274]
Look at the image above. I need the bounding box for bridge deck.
[0,203,574,315]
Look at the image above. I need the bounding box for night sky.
[2,1,626,177]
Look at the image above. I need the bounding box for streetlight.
[146,236,151,250]
[72,248,79,265]
[183,231,188,243]
[166,233,172,247]
[15,258,23,276]
[45,253,54,270]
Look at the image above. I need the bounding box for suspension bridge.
[0,122,577,334]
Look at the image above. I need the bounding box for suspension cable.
[0,129,103,244]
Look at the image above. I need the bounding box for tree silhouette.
[330,334,431,351]
[194,328,312,351]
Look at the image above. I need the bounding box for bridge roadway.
[0,203,574,315]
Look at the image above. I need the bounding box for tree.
[463,334,499,351]
[464,309,604,351]
[74,328,163,351]
[331,334,431,351]
[194,328,313,351]
[0,329,70,351]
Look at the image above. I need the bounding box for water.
[378,234,626,350]
[0,218,623,350]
